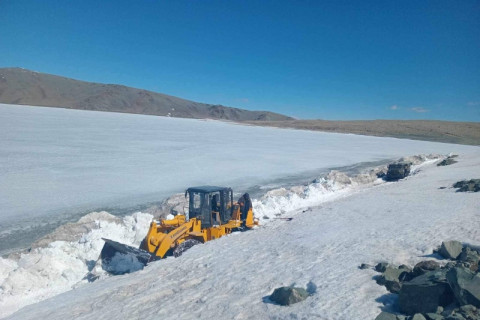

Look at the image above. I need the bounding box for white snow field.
[2,151,480,319]
[1,104,479,319]
[0,103,478,252]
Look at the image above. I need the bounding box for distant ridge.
[0,68,293,121]
[244,119,480,146]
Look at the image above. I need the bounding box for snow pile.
[399,154,441,165]
[102,253,146,275]
[253,170,381,221]
[0,211,152,318]
[253,154,442,221]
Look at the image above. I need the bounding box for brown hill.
[242,119,480,146]
[0,68,293,121]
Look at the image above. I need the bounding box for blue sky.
[1,0,479,120]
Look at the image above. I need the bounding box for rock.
[459,305,476,312]
[399,269,455,315]
[426,313,445,320]
[453,179,480,192]
[269,286,309,306]
[458,305,479,319]
[359,263,372,270]
[375,312,398,320]
[413,261,441,277]
[377,265,412,293]
[458,247,480,272]
[412,314,427,320]
[386,162,412,181]
[377,171,387,179]
[445,261,459,269]
[445,314,466,320]
[439,241,463,260]
[437,158,458,166]
[374,312,408,320]
[376,262,390,272]
[446,267,480,307]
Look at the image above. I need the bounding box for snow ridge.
[253,154,441,221]
[0,212,152,318]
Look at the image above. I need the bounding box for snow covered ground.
[1,104,479,319]
[1,103,478,255]
[3,150,480,319]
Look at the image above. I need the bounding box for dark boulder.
[439,241,463,260]
[437,158,458,166]
[446,267,480,307]
[399,269,455,315]
[375,312,408,320]
[377,171,387,179]
[458,305,479,319]
[425,313,445,320]
[376,262,390,273]
[359,263,372,270]
[413,261,441,277]
[386,162,412,181]
[442,304,479,320]
[453,179,480,192]
[375,312,398,320]
[269,286,309,306]
[458,247,480,272]
[377,265,412,293]
[444,315,466,320]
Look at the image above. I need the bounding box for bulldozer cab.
[186,186,234,227]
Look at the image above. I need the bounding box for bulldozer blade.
[100,238,152,275]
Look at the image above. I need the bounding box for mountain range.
[1,67,478,145]
[0,68,292,121]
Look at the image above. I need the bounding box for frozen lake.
[0,104,477,253]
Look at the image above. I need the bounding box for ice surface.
[1,104,478,254]
[4,150,479,320]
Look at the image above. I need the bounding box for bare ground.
[241,119,480,146]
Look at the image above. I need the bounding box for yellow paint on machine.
[142,205,257,259]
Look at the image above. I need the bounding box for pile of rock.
[376,305,479,320]
[453,179,480,193]
[437,155,458,167]
[371,241,480,320]
[375,263,412,293]
[385,162,412,181]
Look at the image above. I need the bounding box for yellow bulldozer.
[101,186,257,274]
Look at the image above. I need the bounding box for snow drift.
[0,212,152,318]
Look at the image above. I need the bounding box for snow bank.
[0,212,152,318]
[0,154,447,318]
[253,154,441,221]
